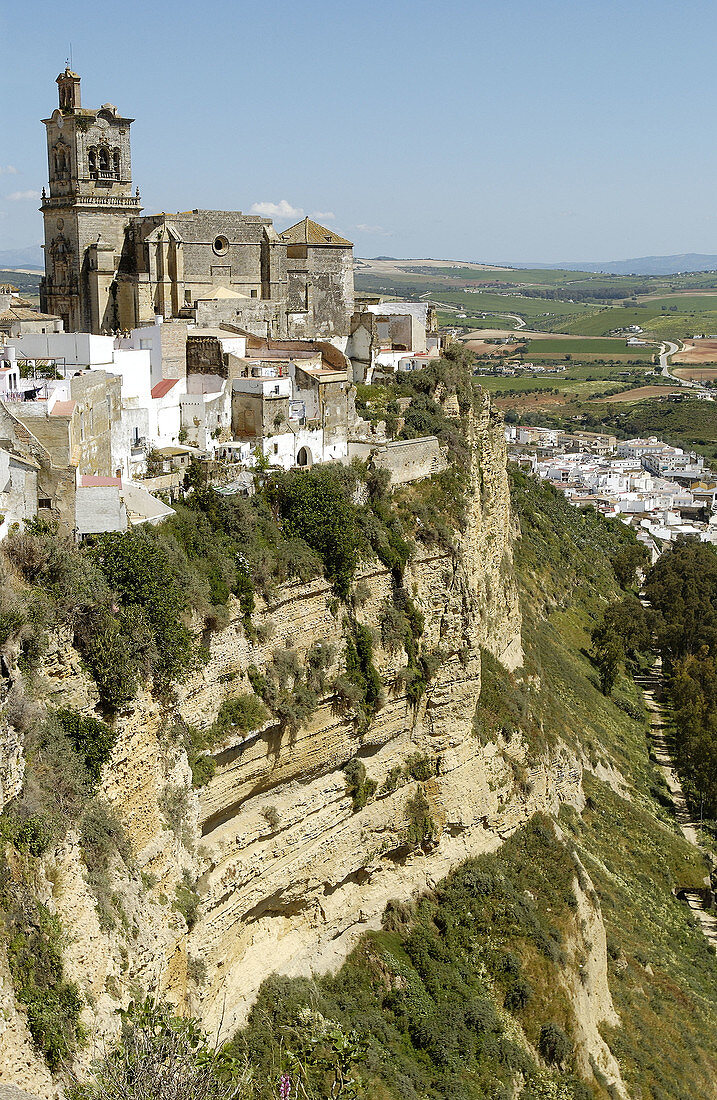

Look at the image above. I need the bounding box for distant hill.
[507,254,717,276]
[9,245,717,279]
[0,247,43,270]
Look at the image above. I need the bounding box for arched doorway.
[297,445,313,467]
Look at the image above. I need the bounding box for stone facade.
[40,73,355,344]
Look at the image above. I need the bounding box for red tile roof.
[50,400,76,416]
[151,378,180,399]
[80,475,121,487]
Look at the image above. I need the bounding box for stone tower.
[40,69,142,333]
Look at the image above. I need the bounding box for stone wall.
[348,435,447,484]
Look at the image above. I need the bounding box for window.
[113,148,120,178]
[38,498,51,509]
[98,147,110,174]
[212,235,229,256]
[79,409,85,441]
[287,245,307,259]
[88,147,97,177]
[133,426,140,445]
[250,289,258,298]
[273,443,278,454]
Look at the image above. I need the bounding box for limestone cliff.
[0,397,602,1092]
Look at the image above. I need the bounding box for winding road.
[657,339,712,396]
[659,341,681,379]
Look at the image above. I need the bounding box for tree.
[645,538,717,668]
[593,596,652,663]
[612,541,650,589]
[269,466,363,599]
[593,632,624,696]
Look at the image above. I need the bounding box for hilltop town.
[0,70,452,541]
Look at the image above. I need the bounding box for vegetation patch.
[1,888,83,1069]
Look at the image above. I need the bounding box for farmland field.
[355,257,717,339]
[673,339,717,363]
[673,367,717,380]
[597,385,685,403]
[469,334,656,363]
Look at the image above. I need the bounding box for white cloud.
[249,199,303,220]
[6,190,41,201]
[311,211,336,223]
[0,166,18,176]
[355,223,392,236]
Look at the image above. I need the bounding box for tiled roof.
[0,306,60,329]
[151,378,180,399]
[50,399,76,416]
[80,475,121,487]
[279,217,352,247]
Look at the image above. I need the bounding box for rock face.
[0,397,588,1089]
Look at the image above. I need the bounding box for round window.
[213,235,229,256]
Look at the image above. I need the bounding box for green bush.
[79,800,131,930]
[343,757,378,812]
[214,694,268,737]
[67,998,247,1100]
[504,977,533,1010]
[173,869,201,929]
[405,787,435,847]
[404,753,436,782]
[56,708,117,785]
[539,1022,573,1066]
[344,623,384,722]
[269,465,364,599]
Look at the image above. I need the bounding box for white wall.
[106,349,153,401]
[10,332,115,368]
[118,323,164,387]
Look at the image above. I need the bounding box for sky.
[2,0,717,264]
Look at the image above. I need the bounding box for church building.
[40,70,355,345]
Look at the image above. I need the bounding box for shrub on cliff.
[3,897,83,1070]
[344,623,384,722]
[343,757,377,811]
[56,708,117,784]
[68,998,250,1100]
[539,1022,573,1067]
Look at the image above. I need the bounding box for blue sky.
[1,0,717,263]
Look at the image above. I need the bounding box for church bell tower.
[40,69,142,333]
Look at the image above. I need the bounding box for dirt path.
[635,662,717,951]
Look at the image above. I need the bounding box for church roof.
[279,218,352,247]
